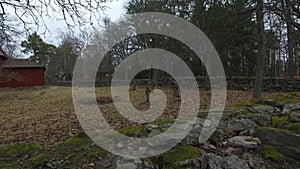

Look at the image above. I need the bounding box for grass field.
[0,86,278,146]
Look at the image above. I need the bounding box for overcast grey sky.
[36,0,127,45]
[4,0,127,58]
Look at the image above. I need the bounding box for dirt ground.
[0,86,278,145]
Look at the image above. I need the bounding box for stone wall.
[46,77,300,92]
[135,77,300,92]
[221,77,300,92]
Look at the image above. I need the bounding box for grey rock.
[240,128,255,136]
[248,105,278,115]
[245,113,271,126]
[208,129,225,145]
[181,126,203,146]
[255,127,300,160]
[145,124,159,132]
[243,152,266,169]
[148,129,161,137]
[204,153,250,169]
[225,119,257,132]
[174,159,201,169]
[289,111,300,123]
[284,103,300,111]
[160,124,172,131]
[95,158,112,168]
[227,136,260,149]
[260,99,284,109]
[181,118,205,146]
[116,157,154,169]
[116,157,141,169]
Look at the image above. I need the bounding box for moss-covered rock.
[271,116,289,128]
[159,146,204,169]
[255,127,300,160]
[153,118,175,125]
[58,132,91,148]
[0,143,42,159]
[118,125,147,137]
[286,123,300,134]
[0,161,21,169]
[26,153,52,167]
[89,147,107,157]
[271,92,300,103]
[233,98,259,108]
[48,132,109,168]
[263,146,285,161]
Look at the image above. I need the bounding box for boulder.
[284,103,300,111]
[243,113,271,126]
[227,136,260,149]
[260,100,284,109]
[225,119,257,132]
[204,153,250,169]
[181,125,203,146]
[289,111,300,123]
[282,103,300,116]
[248,105,277,114]
[255,127,300,160]
[243,152,266,169]
[181,118,205,146]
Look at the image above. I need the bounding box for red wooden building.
[0,49,45,87]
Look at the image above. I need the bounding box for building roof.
[3,59,45,68]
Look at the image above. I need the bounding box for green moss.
[26,153,51,167]
[58,151,89,168]
[233,98,259,108]
[272,92,300,103]
[141,158,154,168]
[0,143,42,158]
[53,133,109,168]
[153,119,175,125]
[118,125,147,137]
[161,146,204,168]
[245,138,260,143]
[271,116,289,128]
[263,146,285,161]
[70,151,89,162]
[243,109,255,115]
[287,123,300,134]
[89,147,107,157]
[110,112,125,120]
[259,127,292,133]
[0,161,19,169]
[54,132,92,158]
[58,132,91,147]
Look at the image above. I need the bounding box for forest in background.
[1,0,300,82]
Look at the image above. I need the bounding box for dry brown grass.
[0,86,277,145]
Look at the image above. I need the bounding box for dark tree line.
[0,0,299,98]
[21,32,84,82]
[121,0,300,78]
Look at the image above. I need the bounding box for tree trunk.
[253,0,265,99]
[286,0,296,77]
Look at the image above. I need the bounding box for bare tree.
[0,0,109,38]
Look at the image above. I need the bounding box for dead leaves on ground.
[0,86,277,145]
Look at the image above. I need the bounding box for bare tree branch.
[0,0,109,39]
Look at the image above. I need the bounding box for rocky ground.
[0,87,299,168]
